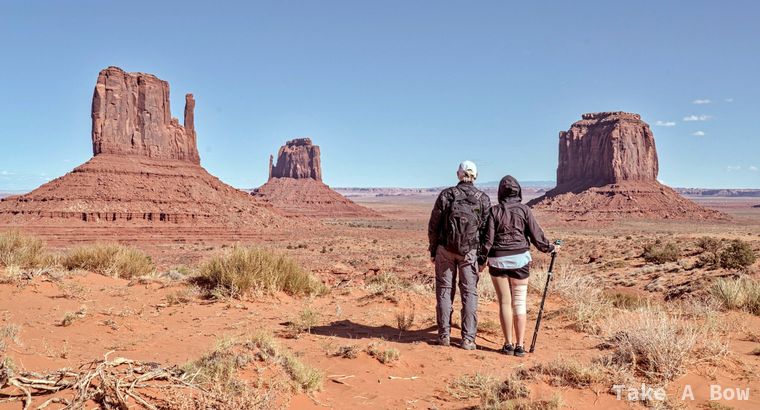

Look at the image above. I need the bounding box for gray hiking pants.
[434,245,479,342]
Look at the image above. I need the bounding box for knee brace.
[511,284,528,315]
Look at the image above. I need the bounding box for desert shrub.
[696,236,722,267]
[0,231,47,268]
[709,277,760,315]
[642,240,680,264]
[719,240,757,269]
[602,307,698,382]
[197,246,325,298]
[62,244,153,279]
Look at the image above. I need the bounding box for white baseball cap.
[457,160,478,181]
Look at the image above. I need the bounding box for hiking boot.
[500,343,514,355]
[437,336,450,347]
[513,345,526,357]
[461,339,477,351]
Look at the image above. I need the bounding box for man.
[428,160,491,350]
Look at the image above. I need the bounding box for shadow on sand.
[309,319,503,354]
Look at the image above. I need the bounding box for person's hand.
[430,256,436,265]
[478,263,487,273]
[552,244,561,254]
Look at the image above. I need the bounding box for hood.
[498,175,522,203]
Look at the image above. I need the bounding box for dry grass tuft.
[332,344,361,359]
[197,246,326,298]
[601,306,699,382]
[536,265,612,333]
[448,372,496,399]
[0,231,49,269]
[395,304,415,334]
[709,277,760,315]
[62,244,154,279]
[367,342,400,364]
[246,330,323,393]
[526,358,604,388]
[286,305,321,337]
[60,305,88,327]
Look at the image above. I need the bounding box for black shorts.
[489,263,530,280]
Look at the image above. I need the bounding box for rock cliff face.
[556,112,658,193]
[91,66,199,164]
[0,66,279,226]
[528,112,724,220]
[269,138,322,181]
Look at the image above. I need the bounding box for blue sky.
[1,0,758,190]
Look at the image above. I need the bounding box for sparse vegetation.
[0,230,48,268]
[286,305,321,336]
[524,358,604,388]
[709,277,760,315]
[448,372,496,399]
[719,239,757,269]
[0,323,22,351]
[367,342,400,364]
[642,240,680,264]
[62,243,154,279]
[197,246,326,298]
[245,330,323,393]
[395,304,415,334]
[536,266,612,333]
[60,305,88,327]
[601,306,698,382]
[332,344,360,359]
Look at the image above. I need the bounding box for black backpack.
[443,187,484,255]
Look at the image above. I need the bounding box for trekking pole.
[529,239,562,353]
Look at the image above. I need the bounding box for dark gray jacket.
[480,176,555,261]
[428,181,491,257]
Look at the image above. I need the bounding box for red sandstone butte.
[254,139,378,218]
[0,67,279,226]
[92,66,200,164]
[528,112,724,220]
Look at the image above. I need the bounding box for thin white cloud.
[750,166,759,172]
[726,166,741,172]
[724,98,734,103]
[0,171,11,176]
[692,99,711,104]
[691,131,705,136]
[655,120,676,127]
[683,115,713,122]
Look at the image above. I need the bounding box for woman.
[479,175,558,357]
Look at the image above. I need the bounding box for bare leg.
[509,277,529,346]
[490,275,513,345]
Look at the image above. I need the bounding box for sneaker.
[438,336,450,347]
[461,339,477,351]
[500,343,515,355]
[513,345,526,357]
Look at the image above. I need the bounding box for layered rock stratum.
[254,139,378,217]
[0,67,279,226]
[528,112,724,220]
